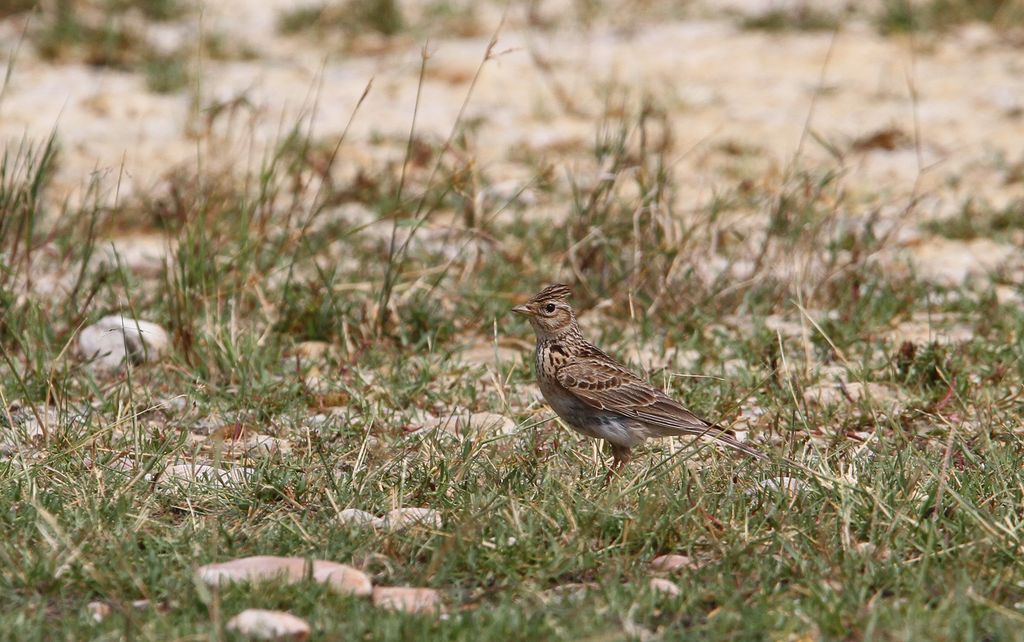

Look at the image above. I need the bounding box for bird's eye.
[545,303,556,313]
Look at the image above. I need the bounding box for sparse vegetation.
[923,198,1024,241]
[2,2,1024,640]
[740,5,841,32]
[278,0,405,37]
[876,0,1024,33]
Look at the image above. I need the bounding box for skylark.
[513,284,765,472]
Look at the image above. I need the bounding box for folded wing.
[555,358,764,459]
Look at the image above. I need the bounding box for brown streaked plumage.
[512,284,765,473]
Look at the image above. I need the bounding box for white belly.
[538,377,642,447]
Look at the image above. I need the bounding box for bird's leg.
[604,443,632,484]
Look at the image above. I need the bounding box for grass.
[923,198,1024,241]
[26,0,194,93]
[3,7,1024,642]
[739,5,841,32]
[876,0,1024,34]
[278,0,405,37]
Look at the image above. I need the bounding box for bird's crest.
[529,284,572,303]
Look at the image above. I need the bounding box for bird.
[512,283,765,474]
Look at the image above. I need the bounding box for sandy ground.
[1,2,1022,249]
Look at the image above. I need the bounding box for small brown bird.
[513,284,764,473]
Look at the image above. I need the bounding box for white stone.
[338,508,385,528]
[384,508,442,531]
[371,587,443,614]
[649,554,695,572]
[226,609,310,641]
[649,577,681,597]
[157,463,253,487]
[78,315,169,370]
[197,556,372,596]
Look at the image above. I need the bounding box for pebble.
[196,556,372,596]
[649,554,695,573]
[384,508,442,531]
[338,508,385,528]
[226,609,310,641]
[156,463,254,487]
[371,587,443,614]
[649,577,681,597]
[78,315,169,370]
[338,507,442,531]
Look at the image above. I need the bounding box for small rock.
[157,463,253,487]
[384,508,442,531]
[461,412,516,437]
[87,601,111,623]
[338,508,384,528]
[232,434,291,458]
[196,556,372,597]
[312,562,374,596]
[78,315,169,370]
[371,587,442,614]
[649,577,681,597]
[649,554,695,573]
[226,609,310,641]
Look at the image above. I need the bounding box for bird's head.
[512,284,577,340]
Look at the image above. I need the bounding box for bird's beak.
[511,304,531,316]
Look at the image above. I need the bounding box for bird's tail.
[701,424,767,460]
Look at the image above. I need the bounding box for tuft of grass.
[34,1,148,68]
[740,5,841,32]
[876,0,1024,34]
[923,198,1024,241]
[30,0,194,92]
[143,51,190,94]
[277,4,326,34]
[278,0,404,37]
[109,0,186,21]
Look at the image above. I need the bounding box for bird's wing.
[554,358,764,459]
[554,358,709,432]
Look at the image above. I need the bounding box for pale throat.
[535,322,583,344]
